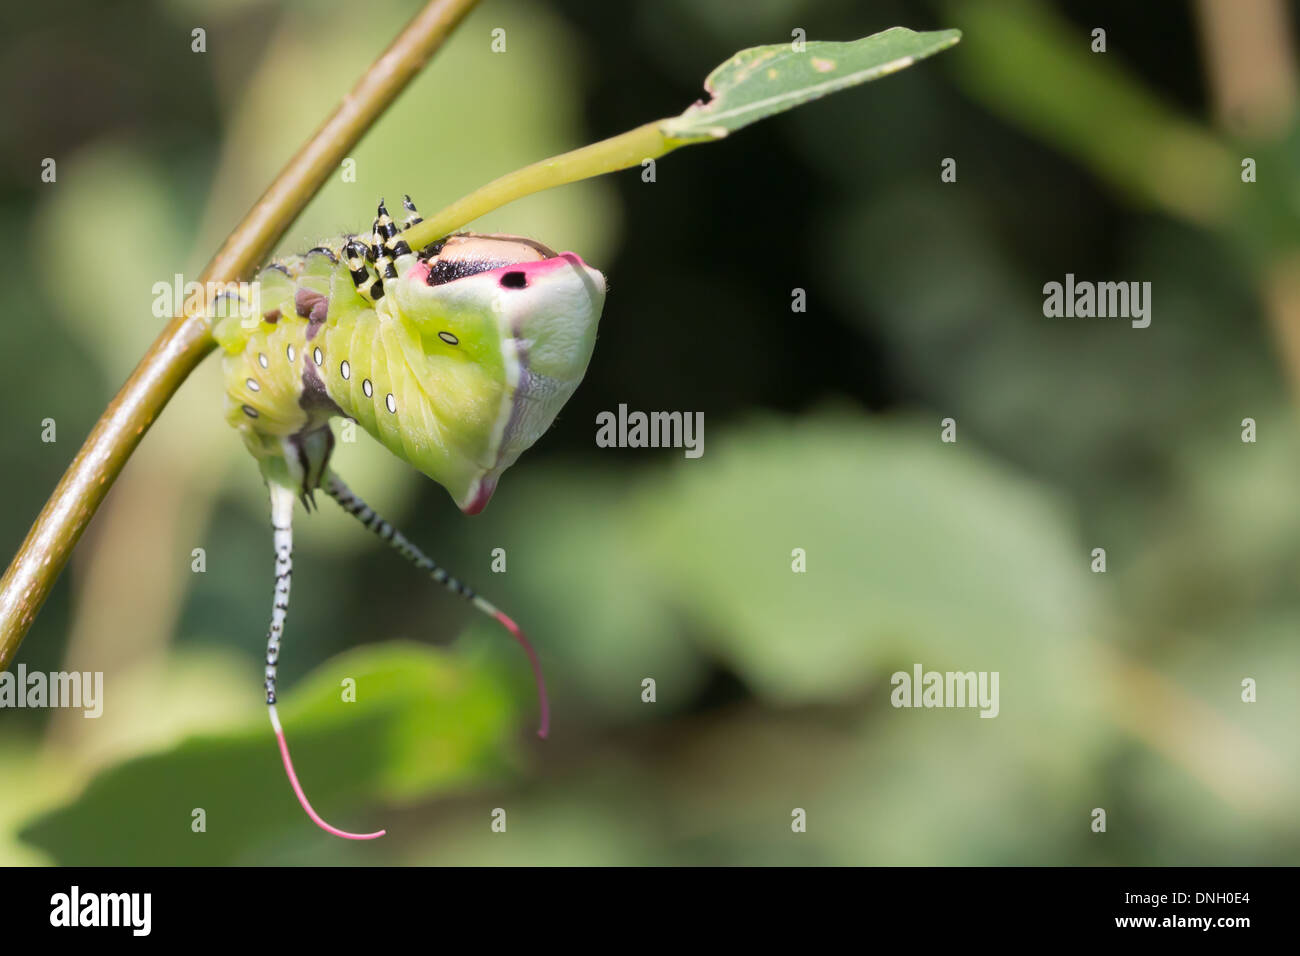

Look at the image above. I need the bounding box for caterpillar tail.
[264,481,386,841]
[323,471,550,739]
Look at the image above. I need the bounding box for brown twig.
[1194,0,1298,139]
[1194,0,1300,399]
[0,0,482,669]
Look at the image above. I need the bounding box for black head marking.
[416,236,454,261]
[426,257,516,286]
[500,271,528,289]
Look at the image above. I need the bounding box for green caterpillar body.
[212,215,606,512]
[215,199,599,839]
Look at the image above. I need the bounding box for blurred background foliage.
[0,0,1297,864]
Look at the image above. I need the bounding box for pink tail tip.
[274,723,386,840]
[493,610,550,739]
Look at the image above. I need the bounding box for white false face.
[390,234,607,512]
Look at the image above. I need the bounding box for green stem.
[403,120,684,248]
[0,0,482,669]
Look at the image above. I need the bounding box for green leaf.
[404,26,961,248]
[629,410,1100,723]
[661,28,962,142]
[18,642,522,864]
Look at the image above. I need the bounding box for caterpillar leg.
[343,238,384,303]
[264,482,386,841]
[372,198,412,271]
[323,471,550,739]
[400,194,423,230]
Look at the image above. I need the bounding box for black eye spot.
[438,331,459,346]
[500,271,528,289]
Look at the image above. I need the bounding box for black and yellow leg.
[371,200,402,281]
[374,199,399,244]
[393,195,419,256]
[344,238,384,302]
[401,194,422,229]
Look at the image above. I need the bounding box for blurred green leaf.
[661,28,961,141]
[19,642,521,864]
[631,410,1097,707]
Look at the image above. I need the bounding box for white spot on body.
[313,347,323,366]
[257,352,269,369]
[363,379,373,398]
[386,393,396,413]
[340,360,351,380]
[287,344,295,362]
[246,378,260,391]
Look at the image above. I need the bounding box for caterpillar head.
[389,233,606,513]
